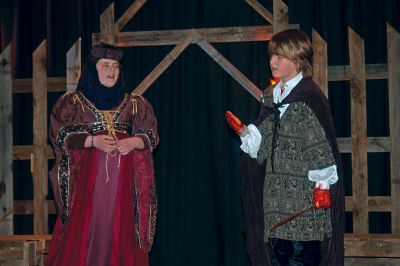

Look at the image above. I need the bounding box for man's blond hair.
[268,29,313,78]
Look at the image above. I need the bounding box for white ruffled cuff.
[240,124,262,158]
[308,165,339,189]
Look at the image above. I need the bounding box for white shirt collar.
[273,72,303,103]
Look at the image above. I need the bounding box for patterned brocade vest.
[257,101,335,241]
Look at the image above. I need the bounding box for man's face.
[269,54,298,82]
[96,59,120,88]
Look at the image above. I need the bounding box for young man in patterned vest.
[228,29,344,265]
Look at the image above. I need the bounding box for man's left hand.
[312,187,331,209]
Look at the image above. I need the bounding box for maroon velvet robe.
[47,92,158,266]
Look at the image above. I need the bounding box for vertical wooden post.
[100,3,116,44]
[312,29,328,97]
[0,44,13,234]
[348,28,368,233]
[32,40,48,234]
[38,239,47,266]
[387,24,400,234]
[22,241,36,266]
[66,38,82,92]
[273,0,288,34]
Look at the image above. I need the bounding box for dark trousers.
[267,238,322,266]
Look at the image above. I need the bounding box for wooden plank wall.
[0,44,13,234]
[5,39,82,229]
[312,23,400,263]
[340,26,399,232]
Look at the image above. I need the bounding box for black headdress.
[77,44,126,110]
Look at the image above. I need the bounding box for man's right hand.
[226,111,247,136]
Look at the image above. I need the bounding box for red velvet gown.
[46,92,158,266]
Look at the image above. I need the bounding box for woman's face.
[96,59,120,87]
[269,54,298,82]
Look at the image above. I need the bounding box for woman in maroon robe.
[47,44,159,266]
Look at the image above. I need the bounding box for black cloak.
[241,77,345,266]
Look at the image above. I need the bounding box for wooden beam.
[66,38,81,92]
[0,235,50,265]
[100,3,114,34]
[93,25,274,47]
[0,235,51,241]
[245,0,273,24]
[345,258,400,265]
[364,63,389,80]
[345,196,391,212]
[132,33,193,95]
[12,145,54,160]
[337,137,390,153]
[349,27,368,233]
[0,44,13,234]
[0,241,24,260]
[14,200,56,215]
[328,65,349,81]
[196,33,262,100]
[273,0,288,34]
[99,3,115,45]
[114,0,147,33]
[312,29,328,97]
[12,77,66,93]
[32,40,48,234]
[344,234,400,257]
[387,23,400,234]
[328,63,388,81]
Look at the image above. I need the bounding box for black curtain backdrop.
[1,0,399,265]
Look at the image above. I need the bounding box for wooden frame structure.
[0,0,399,264]
[312,24,400,264]
[0,39,81,237]
[93,0,290,98]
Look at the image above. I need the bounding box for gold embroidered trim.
[72,93,86,112]
[131,93,145,115]
[100,110,118,140]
